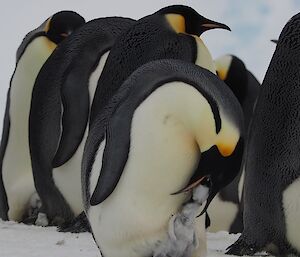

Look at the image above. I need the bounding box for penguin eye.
[200,176,211,187]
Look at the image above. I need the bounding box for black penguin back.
[89,12,197,125]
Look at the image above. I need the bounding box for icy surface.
[0,220,272,257]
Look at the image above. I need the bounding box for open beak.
[171,176,209,195]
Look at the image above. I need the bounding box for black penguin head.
[157,5,230,35]
[16,11,85,62]
[172,137,244,216]
[45,11,85,44]
[215,55,248,105]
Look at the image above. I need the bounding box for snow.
[0,220,272,257]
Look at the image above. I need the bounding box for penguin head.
[157,5,230,35]
[16,11,85,61]
[197,116,244,215]
[215,55,248,104]
[44,11,85,44]
[277,12,300,50]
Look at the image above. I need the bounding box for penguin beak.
[171,176,209,195]
[271,39,278,44]
[195,18,231,36]
[201,21,231,32]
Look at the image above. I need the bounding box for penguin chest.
[88,84,212,257]
[3,37,55,220]
[283,177,300,253]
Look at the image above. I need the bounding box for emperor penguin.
[89,5,231,127]
[227,12,300,257]
[207,55,260,233]
[29,17,135,227]
[82,59,244,257]
[0,11,85,222]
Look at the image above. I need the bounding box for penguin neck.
[16,36,56,76]
[192,36,216,74]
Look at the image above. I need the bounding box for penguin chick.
[154,185,209,257]
[0,11,85,222]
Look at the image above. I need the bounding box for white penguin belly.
[207,195,238,232]
[2,37,55,220]
[283,177,300,253]
[52,52,109,215]
[88,83,213,257]
[208,166,244,232]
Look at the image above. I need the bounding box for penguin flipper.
[0,88,11,220]
[51,69,90,168]
[29,63,75,222]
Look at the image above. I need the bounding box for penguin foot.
[226,236,259,256]
[58,212,91,233]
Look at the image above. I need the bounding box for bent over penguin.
[83,59,244,257]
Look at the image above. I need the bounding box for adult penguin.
[0,11,85,222]
[29,17,135,227]
[207,55,260,233]
[88,5,231,128]
[227,12,300,256]
[82,59,244,257]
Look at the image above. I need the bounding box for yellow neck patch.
[44,17,52,33]
[165,14,186,33]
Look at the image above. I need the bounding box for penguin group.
[2,4,300,257]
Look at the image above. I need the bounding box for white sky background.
[1,0,300,129]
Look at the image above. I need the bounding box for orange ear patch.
[165,14,186,33]
[217,143,235,157]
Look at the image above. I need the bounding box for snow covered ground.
[0,220,272,257]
